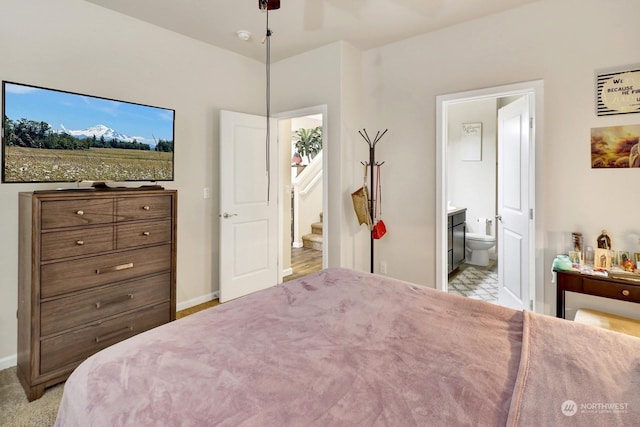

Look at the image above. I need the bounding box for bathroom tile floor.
[448,261,498,303]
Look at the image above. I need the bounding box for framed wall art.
[596,65,640,116]
[590,124,640,168]
[460,122,482,161]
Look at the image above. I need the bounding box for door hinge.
[529,117,534,129]
[529,208,534,220]
[529,300,534,311]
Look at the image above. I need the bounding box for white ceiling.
[83,0,539,62]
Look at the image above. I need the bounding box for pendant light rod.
[259,0,278,203]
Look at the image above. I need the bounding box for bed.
[55,268,640,426]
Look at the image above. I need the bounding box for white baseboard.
[0,354,17,370]
[292,242,303,248]
[282,267,293,277]
[177,291,219,312]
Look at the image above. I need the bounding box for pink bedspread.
[55,268,640,426]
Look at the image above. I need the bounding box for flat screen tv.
[2,81,174,184]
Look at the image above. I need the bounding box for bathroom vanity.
[447,208,466,274]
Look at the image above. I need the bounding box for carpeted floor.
[0,299,220,427]
[0,367,63,427]
[448,265,498,302]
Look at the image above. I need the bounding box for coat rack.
[359,128,387,273]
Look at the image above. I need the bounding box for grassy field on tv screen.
[4,146,173,182]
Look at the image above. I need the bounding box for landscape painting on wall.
[2,81,175,183]
[591,124,640,168]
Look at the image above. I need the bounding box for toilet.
[465,218,496,267]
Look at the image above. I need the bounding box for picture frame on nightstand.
[594,248,611,269]
[568,250,581,265]
[619,251,631,265]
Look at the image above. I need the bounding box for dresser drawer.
[116,195,172,222]
[40,302,170,374]
[584,278,640,303]
[41,273,171,336]
[41,244,171,298]
[116,219,172,250]
[41,226,114,261]
[557,271,583,292]
[41,199,114,230]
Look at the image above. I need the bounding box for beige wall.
[360,0,640,316]
[0,0,266,364]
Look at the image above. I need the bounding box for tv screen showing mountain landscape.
[2,81,174,183]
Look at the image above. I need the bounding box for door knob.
[495,215,503,223]
[221,212,238,218]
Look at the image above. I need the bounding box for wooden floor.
[177,247,322,318]
[284,247,323,282]
[176,299,219,319]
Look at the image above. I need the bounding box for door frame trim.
[275,104,328,284]
[435,81,544,313]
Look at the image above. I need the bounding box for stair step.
[302,233,322,251]
[311,222,323,235]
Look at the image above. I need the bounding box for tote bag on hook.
[351,165,372,227]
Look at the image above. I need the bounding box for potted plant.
[293,126,322,163]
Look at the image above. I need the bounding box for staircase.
[302,212,323,251]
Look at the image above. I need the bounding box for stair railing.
[291,151,322,247]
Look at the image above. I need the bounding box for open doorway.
[277,106,327,283]
[435,81,544,312]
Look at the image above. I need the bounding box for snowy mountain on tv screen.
[59,124,144,144]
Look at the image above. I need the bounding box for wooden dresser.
[555,269,640,319]
[17,188,177,401]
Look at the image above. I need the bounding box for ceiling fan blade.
[304,0,324,30]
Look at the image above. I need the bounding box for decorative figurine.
[621,258,635,272]
[596,230,611,250]
[572,232,583,253]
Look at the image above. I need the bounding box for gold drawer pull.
[95,293,133,309]
[142,231,150,236]
[95,326,134,343]
[95,262,134,274]
[142,205,150,211]
[76,210,84,216]
[622,289,631,296]
[76,240,84,246]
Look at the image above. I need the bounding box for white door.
[497,96,531,310]
[219,110,278,302]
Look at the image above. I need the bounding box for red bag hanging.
[372,219,386,239]
[372,165,386,239]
